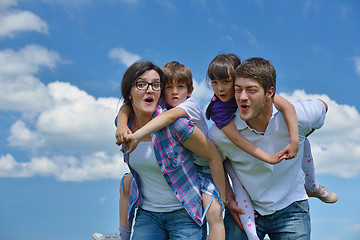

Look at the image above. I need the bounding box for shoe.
[305,185,338,203]
[92,232,123,240]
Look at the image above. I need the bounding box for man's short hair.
[235,57,276,97]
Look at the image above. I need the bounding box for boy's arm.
[222,121,283,164]
[115,104,133,145]
[273,94,299,159]
[182,126,226,202]
[121,107,187,153]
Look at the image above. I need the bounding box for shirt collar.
[233,103,279,131]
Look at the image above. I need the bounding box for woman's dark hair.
[121,61,164,106]
[205,53,241,120]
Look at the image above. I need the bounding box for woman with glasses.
[116,62,225,240]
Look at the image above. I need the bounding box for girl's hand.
[264,153,285,165]
[277,141,299,160]
[115,124,132,146]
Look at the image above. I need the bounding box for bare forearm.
[117,104,132,125]
[116,104,133,144]
[183,127,226,201]
[207,153,226,201]
[233,136,273,163]
[273,94,299,144]
[222,123,276,164]
[133,107,186,141]
[134,113,174,140]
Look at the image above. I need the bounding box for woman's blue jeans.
[224,200,311,240]
[131,207,207,240]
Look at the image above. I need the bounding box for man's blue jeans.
[225,200,311,240]
[131,207,207,240]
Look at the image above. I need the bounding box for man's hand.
[228,199,246,230]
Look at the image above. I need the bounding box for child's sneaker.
[92,232,123,240]
[306,185,338,203]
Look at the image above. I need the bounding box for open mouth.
[144,97,154,103]
[240,104,249,111]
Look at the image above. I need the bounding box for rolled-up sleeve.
[293,99,327,135]
[172,117,195,143]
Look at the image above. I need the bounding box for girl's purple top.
[210,97,238,129]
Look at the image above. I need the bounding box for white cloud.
[0,152,129,181]
[41,0,138,8]
[0,42,127,181]
[192,79,213,109]
[4,80,120,154]
[99,197,107,204]
[0,154,57,178]
[7,120,45,150]
[0,0,17,9]
[243,29,258,45]
[222,35,234,43]
[230,25,258,46]
[0,2,48,38]
[41,0,91,5]
[280,90,360,178]
[0,45,60,76]
[109,47,141,67]
[2,78,127,181]
[36,82,120,153]
[353,57,360,76]
[345,224,360,233]
[155,0,176,11]
[303,0,320,18]
[0,45,61,112]
[0,75,53,112]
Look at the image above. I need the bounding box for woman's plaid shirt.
[123,105,204,226]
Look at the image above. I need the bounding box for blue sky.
[0,0,359,239]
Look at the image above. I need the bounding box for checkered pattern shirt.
[122,105,204,226]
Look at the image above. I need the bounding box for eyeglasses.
[132,81,162,91]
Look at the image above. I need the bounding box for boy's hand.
[115,125,132,146]
[120,133,141,154]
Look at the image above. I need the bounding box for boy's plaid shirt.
[123,105,204,226]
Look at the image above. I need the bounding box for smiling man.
[209,57,328,239]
